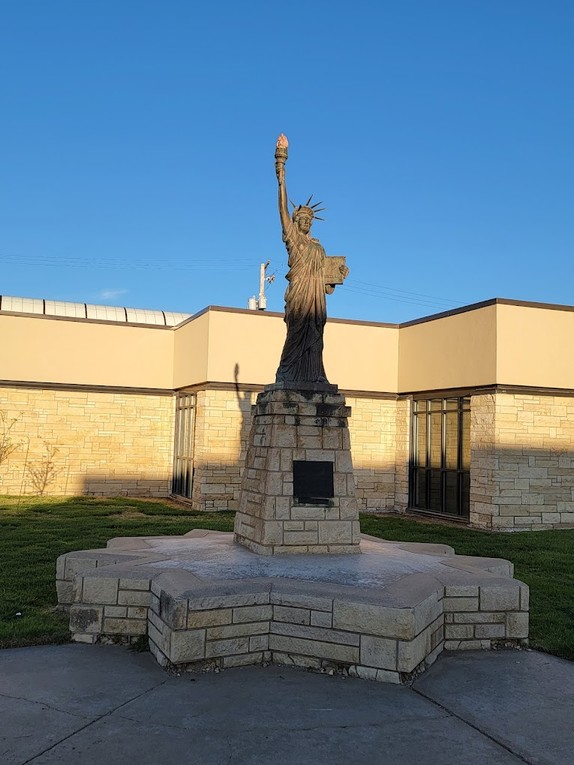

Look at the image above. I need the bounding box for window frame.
[172,392,196,500]
[409,396,470,519]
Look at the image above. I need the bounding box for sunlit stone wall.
[471,392,574,530]
[0,386,174,497]
[189,388,408,514]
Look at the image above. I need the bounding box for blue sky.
[1,1,572,323]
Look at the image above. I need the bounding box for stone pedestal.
[233,386,360,555]
[58,531,529,681]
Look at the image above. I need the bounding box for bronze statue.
[274,134,349,384]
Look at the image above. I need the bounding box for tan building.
[1,295,573,531]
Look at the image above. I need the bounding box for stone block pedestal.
[56,531,530,682]
[233,386,360,555]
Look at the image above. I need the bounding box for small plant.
[0,410,22,469]
[27,442,59,496]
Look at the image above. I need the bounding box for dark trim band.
[408,383,574,399]
[3,379,574,401]
[0,380,175,396]
[174,380,400,399]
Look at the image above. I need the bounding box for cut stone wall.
[0,386,174,497]
[57,530,529,683]
[189,388,407,514]
[470,393,498,529]
[233,389,361,554]
[471,392,574,530]
[8,384,573,530]
[190,388,256,512]
[346,396,410,513]
[394,398,411,512]
[0,384,407,509]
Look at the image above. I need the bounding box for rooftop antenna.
[247,261,275,310]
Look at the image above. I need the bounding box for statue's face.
[296,214,312,234]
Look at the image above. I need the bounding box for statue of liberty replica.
[234,135,360,555]
[274,133,349,385]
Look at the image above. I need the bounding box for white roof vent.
[0,295,191,326]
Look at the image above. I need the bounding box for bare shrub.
[27,442,59,496]
[0,410,22,470]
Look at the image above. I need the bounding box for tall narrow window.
[172,392,196,499]
[410,397,470,518]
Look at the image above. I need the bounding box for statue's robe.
[275,220,329,384]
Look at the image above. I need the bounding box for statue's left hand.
[339,265,350,279]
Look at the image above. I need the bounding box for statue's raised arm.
[275,133,291,233]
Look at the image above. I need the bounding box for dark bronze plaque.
[293,460,334,505]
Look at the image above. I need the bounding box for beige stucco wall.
[0,386,174,497]
[326,321,398,393]
[199,309,399,393]
[0,314,173,389]
[496,303,574,388]
[0,304,394,395]
[398,305,497,392]
[0,308,399,393]
[399,300,574,392]
[172,310,210,389]
[5,300,574,395]
[204,311,284,387]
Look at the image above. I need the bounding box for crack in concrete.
[19,679,170,765]
[412,686,533,764]
[0,691,90,720]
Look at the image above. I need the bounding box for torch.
[275,133,289,171]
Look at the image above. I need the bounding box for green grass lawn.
[1,496,573,661]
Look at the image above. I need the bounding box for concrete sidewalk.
[1,644,572,764]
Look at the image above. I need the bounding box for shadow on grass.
[0,495,235,648]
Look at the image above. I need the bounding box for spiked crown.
[290,194,326,222]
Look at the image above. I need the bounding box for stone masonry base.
[234,388,360,554]
[56,530,529,683]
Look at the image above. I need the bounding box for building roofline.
[3,296,574,331]
[182,296,574,331]
[0,309,175,330]
[399,297,574,328]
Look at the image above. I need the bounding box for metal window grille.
[409,397,470,518]
[172,392,196,499]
